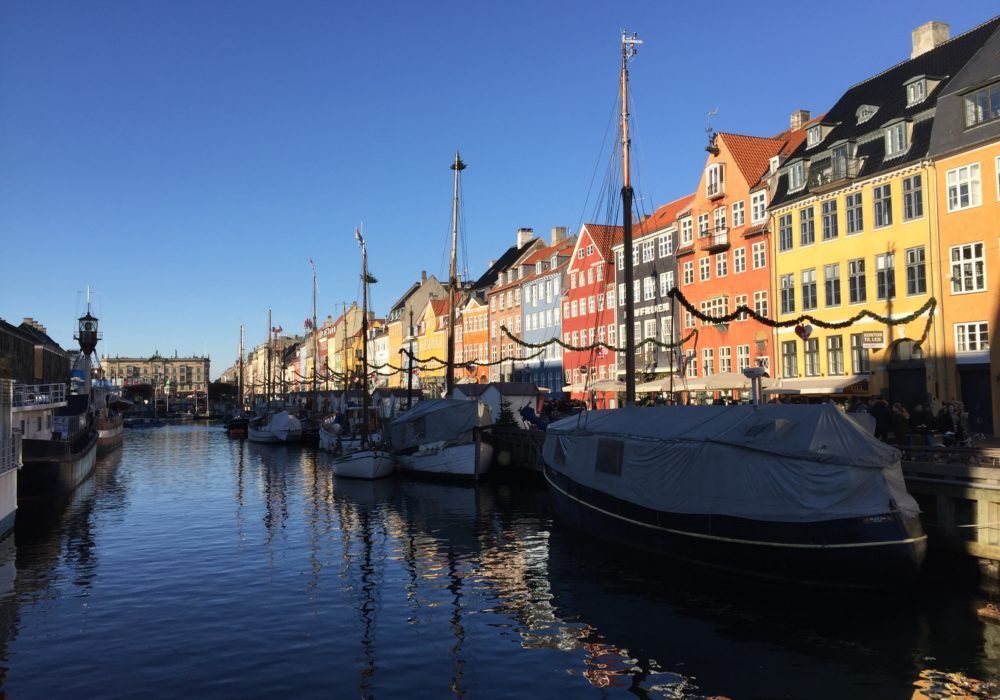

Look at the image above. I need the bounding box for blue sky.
[2,1,996,378]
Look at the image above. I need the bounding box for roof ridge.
[843,15,1000,92]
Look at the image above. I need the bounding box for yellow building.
[767,19,999,414]
[927,32,1000,435]
[383,272,446,388]
[415,298,450,397]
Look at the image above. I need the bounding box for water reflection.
[0,426,996,699]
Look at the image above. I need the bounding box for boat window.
[595,439,624,476]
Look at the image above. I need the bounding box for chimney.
[22,317,47,334]
[789,109,810,131]
[516,227,534,248]
[420,270,427,283]
[550,226,567,245]
[912,21,949,58]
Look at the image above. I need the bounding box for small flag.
[304,319,314,330]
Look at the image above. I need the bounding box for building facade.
[103,353,211,397]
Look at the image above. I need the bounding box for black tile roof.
[771,16,1000,208]
[471,242,533,290]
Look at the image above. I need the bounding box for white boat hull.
[319,424,360,453]
[397,440,493,480]
[248,412,302,444]
[332,449,395,480]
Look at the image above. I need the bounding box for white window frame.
[706,163,724,198]
[954,322,989,353]
[680,218,693,246]
[950,242,986,294]
[946,163,982,212]
[699,257,710,282]
[752,241,766,270]
[733,247,746,274]
[658,233,673,258]
[731,200,745,228]
[750,191,767,224]
[683,261,694,286]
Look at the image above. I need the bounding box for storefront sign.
[862,331,885,349]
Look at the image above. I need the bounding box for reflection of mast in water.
[357,505,380,694]
[235,439,246,543]
[446,546,465,698]
[257,447,289,551]
[303,449,335,594]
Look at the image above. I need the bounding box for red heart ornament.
[795,324,813,340]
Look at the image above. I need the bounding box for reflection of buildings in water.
[246,443,291,547]
[912,669,997,699]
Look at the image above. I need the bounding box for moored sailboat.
[385,152,493,479]
[248,309,302,444]
[331,228,394,480]
[540,32,926,588]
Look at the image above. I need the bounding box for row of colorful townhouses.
[226,18,1000,435]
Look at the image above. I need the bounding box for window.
[848,258,867,304]
[702,348,714,375]
[733,247,746,273]
[642,240,654,262]
[514,289,520,305]
[753,290,768,319]
[616,250,624,270]
[955,322,989,352]
[680,218,693,246]
[778,213,793,252]
[706,163,724,197]
[596,265,603,281]
[715,252,727,278]
[905,247,926,296]
[824,263,841,307]
[789,162,805,190]
[587,245,594,256]
[737,345,750,371]
[752,241,766,270]
[826,335,844,375]
[803,338,820,377]
[734,293,748,321]
[491,297,496,312]
[857,104,878,124]
[713,206,727,234]
[807,125,822,147]
[873,184,892,227]
[950,242,986,293]
[906,79,927,106]
[821,200,838,240]
[685,350,697,378]
[661,317,673,343]
[885,121,908,157]
[608,324,616,345]
[618,283,625,305]
[644,319,657,340]
[643,277,655,301]
[876,253,896,300]
[801,268,817,310]
[846,192,863,234]
[683,261,694,286]
[588,295,596,313]
[964,82,1000,127]
[799,207,815,246]
[570,300,578,317]
[750,191,767,224]
[606,290,614,308]
[903,174,923,220]
[586,268,593,285]
[851,334,871,373]
[780,274,795,315]
[632,247,639,266]
[658,234,673,257]
[563,301,570,318]
[946,164,982,211]
[633,280,640,301]
[697,213,709,236]
[732,201,745,228]
[781,340,798,378]
[684,311,694,329]
[699,257,710,281]
[659,271,674,296]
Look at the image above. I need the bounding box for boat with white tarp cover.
[387,398,492,479]
[542,403,927,589]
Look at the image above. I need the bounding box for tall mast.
[238,323,245,412]
[446,151,466,397]
[311,259,318,412]
[621,30,642,407]
[267,307,272,404]
[357,229,370,447]
[407,308,414,409]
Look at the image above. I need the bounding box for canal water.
[1,425,998,699]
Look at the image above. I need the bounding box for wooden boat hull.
[332,449,395,480]
[397,440,493,480]
[96,414,124,454]
[544,464,926,590]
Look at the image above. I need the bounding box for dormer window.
[856,104,879,124]
[806,125,823,148]
[788,161,805,191]
[535,261,542,274]
[550,255,557,268]
[706,163,725,199]
[769,156,780,174]
[885,119,910,158]
[906,77,927,106]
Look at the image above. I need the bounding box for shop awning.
[762,375,870,396]
[591,379,626,392]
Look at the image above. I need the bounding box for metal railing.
[0,433,21,475]
[700,229,729,249]
[807,156,860,191]
[13,382,67,408]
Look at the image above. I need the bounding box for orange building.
[459,293,490,384]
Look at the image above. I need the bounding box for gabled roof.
[472,240,539,290]
[635,194,696,237]
[429,299,449,318]
[578,223,624,263]
[771,16,1000,207]
[720,133,787,187]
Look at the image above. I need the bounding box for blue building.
[516,228,576,396]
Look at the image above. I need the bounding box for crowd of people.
[845,397,974,446]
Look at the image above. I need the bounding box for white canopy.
[387,398,490,451]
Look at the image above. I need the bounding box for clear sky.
[2,1,996,378]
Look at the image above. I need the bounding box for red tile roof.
[635,193,696,236]
[430,299,449,317]
[580,223,623,262]
[719,133,786,188]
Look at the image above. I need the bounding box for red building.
[676,123,811,400]
[562,223,622,408]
